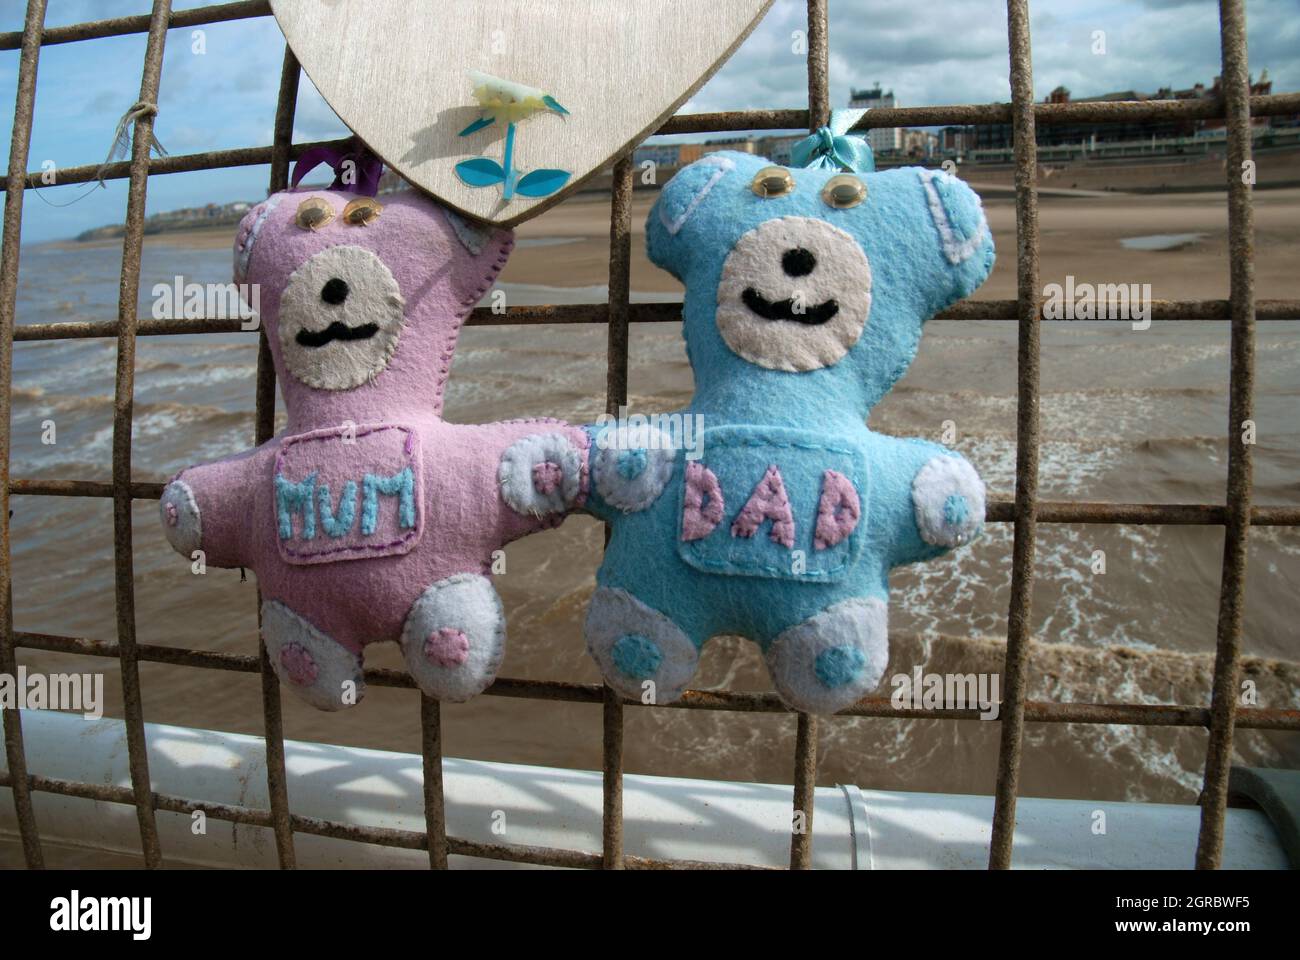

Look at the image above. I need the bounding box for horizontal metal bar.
[852,92,1300,131]
[985,501,1300,526]
[0,138,348,192]
[0,769,769,869]
[11,631,1299,729]
[9,90,1300,191]
[0,0,271,50]
[10,479,166,498]
[9,481,1296,528]
[659,109,809,134]
[938,299,1300,322]
[13,303,654,340]
[655,92,1300,134]
[11,299,1300,343]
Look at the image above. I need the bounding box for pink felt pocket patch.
[274,423,424,565]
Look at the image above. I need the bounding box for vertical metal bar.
[421,695,449,868]
[806,0,831,128]
[600,155,634,870]
[256,45,300,869]
[988,0,1041,870]
[600,686,624,869]
[786,0,831,872]
[266,46,300,195]
[604,159,633,417]
[0,0,49,868]
[110,0,172,869]
[1195,0,1256,870]
[788,712,818,869]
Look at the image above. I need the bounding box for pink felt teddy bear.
[159,186,587,710]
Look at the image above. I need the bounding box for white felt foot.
[585,586,699,705]
[261,600,365,711]
[159,478,202,558]
[400,573,506,702]
[765,597,889,715]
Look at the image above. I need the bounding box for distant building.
[849,85,903,155]
[754,134,804,165]
[670,139,753,165]
[940,126,971,155]
[702,137,755,156]
[904,129,939,158]
[83,199,257,241]
[973,73,1275,151]
[633,143,681,169]
[149,200,252,223]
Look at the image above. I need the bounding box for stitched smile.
[295,321,380,347]
[741,288,840,325]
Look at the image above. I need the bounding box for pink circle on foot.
[279,642,319,686]
[425,628,470,669]
[532,461,563,496]
[165,502,178,527]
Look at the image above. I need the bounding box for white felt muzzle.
[715,216,872,372]
[277,244,406,391]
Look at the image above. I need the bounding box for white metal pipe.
[0,711,1287,869]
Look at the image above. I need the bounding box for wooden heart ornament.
[270,0,775,226]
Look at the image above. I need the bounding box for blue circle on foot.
[814,645,867,689]
[616,448,648,481]
[611,633,662,680]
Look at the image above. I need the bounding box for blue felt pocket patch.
[675,425,867,582]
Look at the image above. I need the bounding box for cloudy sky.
[1,0,1295,243]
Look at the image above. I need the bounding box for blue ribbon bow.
[791,109,875,173]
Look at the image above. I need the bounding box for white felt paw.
[400,573,506,702]
[585,586,699,704]
[912,454,985,548]
[159,478,202,558]
[261,600,366,711]
[499,432,584,516]
[591,423,676,512]
[765,597,889,715]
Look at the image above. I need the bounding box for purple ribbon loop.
[291,141,384,197]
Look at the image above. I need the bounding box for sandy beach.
[59,183,1300,303]
[496,184,1300,301]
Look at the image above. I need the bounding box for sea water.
[6,238,1299,820]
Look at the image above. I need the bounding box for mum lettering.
[276,466,416,540]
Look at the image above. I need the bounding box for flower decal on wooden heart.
[455,71,572,202]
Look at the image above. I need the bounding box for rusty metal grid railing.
[1,0,1297,871]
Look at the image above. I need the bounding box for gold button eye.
[295,197,335,231]
[342,197,383,226]
[750,166,795,198]
[821,174,867,209]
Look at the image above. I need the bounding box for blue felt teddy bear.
[579,146,996,715]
